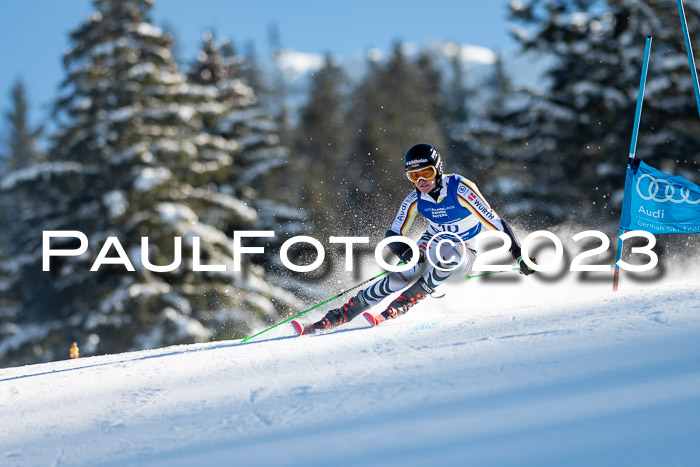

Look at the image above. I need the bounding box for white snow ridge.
[0,274,698,466]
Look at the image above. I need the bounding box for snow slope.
[1,273,699,466]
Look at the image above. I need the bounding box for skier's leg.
[360,266,421,306]
[382,241,475,319]
[314,256,424,330]
[421,243,475,290]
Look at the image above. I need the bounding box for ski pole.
[465,267,519,280]
[241,267,396,343]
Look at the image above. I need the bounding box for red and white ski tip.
[363,312,380,327]
[291,320,304,336]
[291,320,316,336]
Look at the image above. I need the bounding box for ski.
[291,320,317,337]
[363,312,386,327]
[293,312,387,336]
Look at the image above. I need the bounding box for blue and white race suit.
[360,173,522,306]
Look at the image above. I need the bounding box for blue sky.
[0,0,515,130]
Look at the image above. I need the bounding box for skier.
[293,143,534,335]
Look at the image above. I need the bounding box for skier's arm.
[389,191,418,236]
[499,218,522,259]
[455,177,534,274]
[385,191,421,263]
[500,220,535,275]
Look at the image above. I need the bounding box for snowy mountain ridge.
[264,40,544,123]
[273,40,501,84]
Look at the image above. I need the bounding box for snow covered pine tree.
[0,0,297,366]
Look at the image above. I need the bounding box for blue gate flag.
[621,160,700,234]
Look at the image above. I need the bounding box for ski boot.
[364,278,434,326]
[292,293,369,336]
[380,277,433,321]
[315,293,370,330]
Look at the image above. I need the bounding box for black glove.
[399,248,425,265]
[390,240,425,265]
[385,230,424,265]
[517,256,536,276]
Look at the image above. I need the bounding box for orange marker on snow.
[70,342,79,359]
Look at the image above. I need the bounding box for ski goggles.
[406,165,437,183]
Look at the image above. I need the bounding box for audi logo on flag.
[636,174,700,205]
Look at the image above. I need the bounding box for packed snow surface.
[1,272,699,466]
